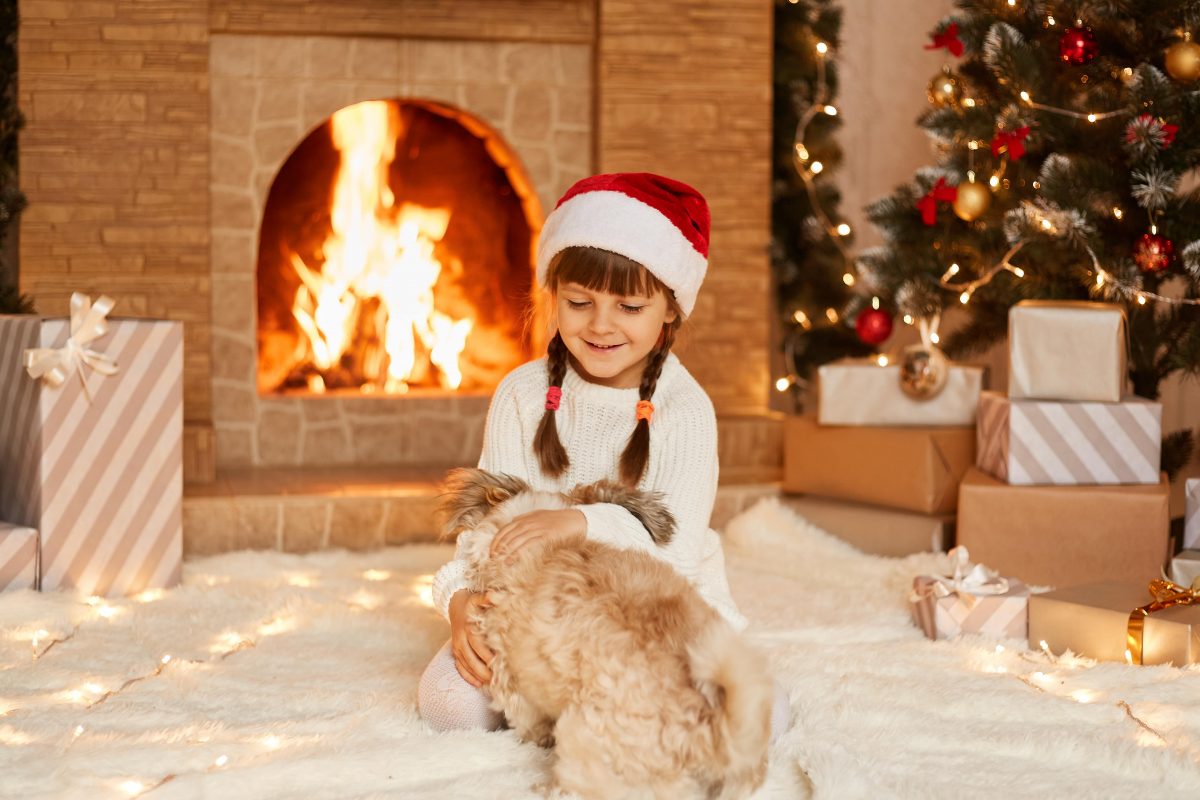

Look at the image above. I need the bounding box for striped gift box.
[1186,479,1199,551]
[910,575,1029,640]
[0,312,183,596]
[0,522,38,591]
[976,391,1161,485]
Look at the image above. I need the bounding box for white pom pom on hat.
[535,172,711,317]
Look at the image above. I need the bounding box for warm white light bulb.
[930,332,941,344]
[816,42,828,55]
[823,105,838,116]
[1137,294,1147,305]
[836,223,851,236]
[989,175,1000,188]
[1012,267,1025,278]
[902,314,914,325]
[1020,91,1031,102]
[1113,207,1124,219]
[775,378,790,392]
[876,355,889,367]
[810,161,824,174]
[960,291,971,305]
[842,273,855,286]
[1087,113,1098,123]
[871,296,880,310]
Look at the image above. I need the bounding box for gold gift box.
[1028,581,1200,666]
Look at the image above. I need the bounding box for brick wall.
[17,0,211,431]
[598,0,773,415]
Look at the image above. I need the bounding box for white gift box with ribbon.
[910,547,1030,640]
[0,293,183,596]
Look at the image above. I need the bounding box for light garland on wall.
[792,38,858,288]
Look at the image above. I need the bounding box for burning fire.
[288,100,473,392]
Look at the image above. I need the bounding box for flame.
[289,100,473,391]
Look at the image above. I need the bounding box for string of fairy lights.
[4,568,428,798]
[776,3,1200,392]
[6,566,1196,789]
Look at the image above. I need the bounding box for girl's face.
[555,281,677,389]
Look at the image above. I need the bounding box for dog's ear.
[438,468,532,539]
[567,480,676,545]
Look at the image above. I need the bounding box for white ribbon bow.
[23,292,120,401]
[921,546,1011,609]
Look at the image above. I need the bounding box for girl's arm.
[431,377,528,620]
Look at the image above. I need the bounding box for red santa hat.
[536,173,710,317]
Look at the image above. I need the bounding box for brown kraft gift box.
[781,495,953,557]
[783,416,975,515]
[1028,581,1200,665]
[956,467,1169,588]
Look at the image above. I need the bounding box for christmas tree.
[0,0,30,315]
[860,0,1200,475]
[772,0,873,406]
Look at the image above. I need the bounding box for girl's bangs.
[549,247,667,299]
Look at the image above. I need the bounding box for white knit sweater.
[431,352,747,631]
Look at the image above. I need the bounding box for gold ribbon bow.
[23,292,120,402]
[1125,577,1200,665]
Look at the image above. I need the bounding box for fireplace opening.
[256,99,539,396]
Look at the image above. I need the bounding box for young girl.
[418,172,788,739]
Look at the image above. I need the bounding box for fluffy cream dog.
[440,467,772,800]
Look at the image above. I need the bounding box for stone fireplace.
[208,32,584,468]
[18,1,778,554]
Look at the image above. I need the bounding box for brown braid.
[618,321,679,486]
[533,332,571,477]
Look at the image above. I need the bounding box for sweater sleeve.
[431,375,529,621]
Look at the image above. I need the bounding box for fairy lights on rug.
[1,566,422,797]
[968,640,1184,756]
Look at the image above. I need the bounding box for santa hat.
[536,173,710,317]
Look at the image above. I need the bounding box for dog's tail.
[687,617,773,799]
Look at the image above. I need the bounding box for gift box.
[0,522,39,592]
[1169,551,1200,589]
[0,294,183,596]
[782,495,953,557]
[783,415,975,514]
[1186,479,1199,550]
[975,391,1161,485]
[1028,580,1200,665]
[817,358,983,427]
[909,547,1029,640]
[1008,301,1126,403]
[956,467,1169,588]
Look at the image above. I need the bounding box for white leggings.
[417,640,792,743]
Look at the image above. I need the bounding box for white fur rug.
[2,498,1199,799]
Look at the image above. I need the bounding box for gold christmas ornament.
[899,343,949,400]
[927,67,963,107]
[953,181,992,221]
[1165,39,1200,82]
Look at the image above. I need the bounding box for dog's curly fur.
[439,468,772,800]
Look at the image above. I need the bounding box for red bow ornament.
[925,23,964,57]
[990,126,1031,160]
[917,178,959,226]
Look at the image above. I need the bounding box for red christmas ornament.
[855,307,894,345]
[1133,232,1174,273]
[1059,26,1099,64]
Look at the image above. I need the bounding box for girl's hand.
[490,508,586,563]
[448,590,494,688]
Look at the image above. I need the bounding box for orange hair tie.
[635,400,654,422]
